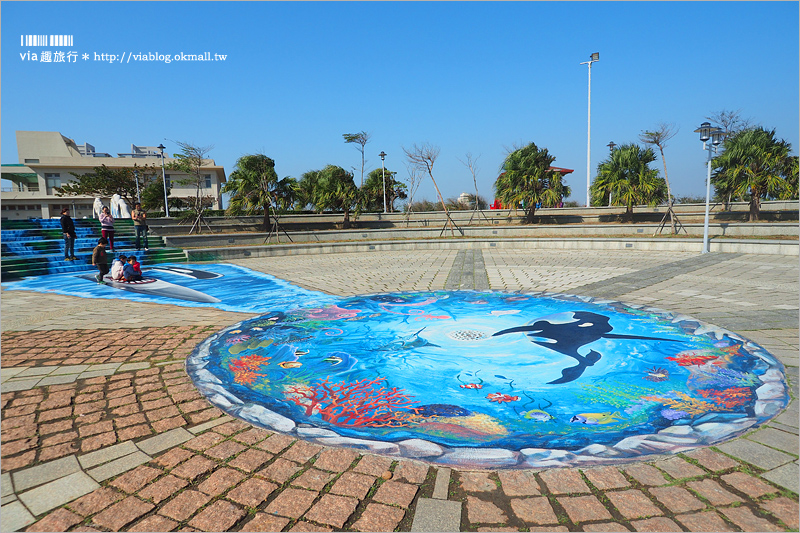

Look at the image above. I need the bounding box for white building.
[1,131,227,220]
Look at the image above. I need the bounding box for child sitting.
[110,254,127,281]
[129,255,143,277]
[123,256,143,281]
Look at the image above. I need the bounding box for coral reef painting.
[187,289,790,468]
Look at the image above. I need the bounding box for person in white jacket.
[110,254,127,281]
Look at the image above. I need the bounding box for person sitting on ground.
[92,237,110,283]
[128,255,143,277]
[110,254,127,281]
[123,256,143,282]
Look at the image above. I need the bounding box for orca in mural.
[492,311,678,384]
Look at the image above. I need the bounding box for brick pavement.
[1,249,798,531]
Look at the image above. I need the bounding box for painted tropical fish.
[487,392,520,403]
[493,311,679,385]
[570,411,623,425]
[278,361,302,369]
[377,327,440,351]
[522,409,554,422]
[460,383,483,389]
[644,367,670,382]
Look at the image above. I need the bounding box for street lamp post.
[157,144,169,217]
[379,151,387,214]
[580,52,600,208]
[607,141,616,206]
[693,122,724,254]
[134,170,141,204]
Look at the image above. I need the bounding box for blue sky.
[3,2,798,207]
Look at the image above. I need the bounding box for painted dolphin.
[492,311,678,384]
[80,273,221,303]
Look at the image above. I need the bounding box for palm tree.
[299,165,359,227]
[223,154,295,230]
[495,142,570,224]
[591,144,667,219]
[711,128,794,221]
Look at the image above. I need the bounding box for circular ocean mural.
[187,290,790,468]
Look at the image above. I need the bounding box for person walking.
[60,207,77,260]
[92,237,110,283]
[131,202,149,251]
[99,205,116,252]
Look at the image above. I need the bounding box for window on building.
[165,175,171,188]
[204,175,212,188]
[45,173,61,188]
[24,159,40,164]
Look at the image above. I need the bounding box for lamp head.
[157,143,166,153]
[590,52,599,61]
[694,122,712,142]
[379,151,386,161]
[711,129,724,146]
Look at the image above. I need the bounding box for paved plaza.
[1,248,798,532]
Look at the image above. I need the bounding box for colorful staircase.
[1,218,188,281]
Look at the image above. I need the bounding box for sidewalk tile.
[264,488,318,519]
[716,439,796,470]
[373,481,418,508]
[352,503,406,532]
[649,486,705,513]
[25,507,83,531]
[135,427,193,455]
[241,513,290,532]
[86,451,151,482]
[509,497,558,525]
[91,496,154,532]
[305,494,359,528]
[67,487,124,516]
[674,511,735,532]
[557,494,612,523]
[12,455,81,492]
[459,471,497,493]
[466,496,508,524]
[18,471,100,516]
[1,500,35,533]
[720,506,784,532]
[226,478,278,508]
[78,441,138,469]
[685,479,742,505]
[630,517,682,532]
[605,490,663,519]
[188,500,245,531]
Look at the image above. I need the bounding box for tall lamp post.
[693,122,723,254]
[580,52,599,208]
[157,144,169,217]
[379,151,387,213]
[134,170,141,204]
[606,141,616,206]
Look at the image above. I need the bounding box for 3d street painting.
[5,264,790,468]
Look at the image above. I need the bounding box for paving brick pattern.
[2,250,798,531]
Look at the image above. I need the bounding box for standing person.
[92,237,110,283]
[99,205,115,252]
[131,202,149,251]
[60,208,77,260]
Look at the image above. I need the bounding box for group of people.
[60,198,151,284]
[60,200,150,261]
[91,240,144,284]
